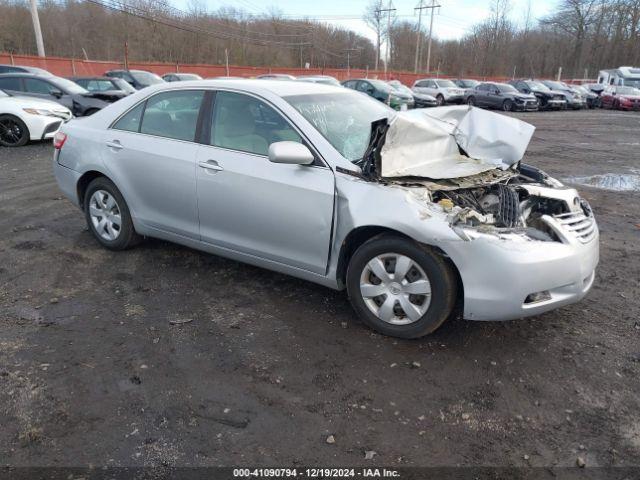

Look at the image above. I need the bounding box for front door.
[196,90,335,274]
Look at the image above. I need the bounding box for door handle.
[199,160,223,172]
[106,140,123,150]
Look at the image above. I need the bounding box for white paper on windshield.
[380,106,535,179]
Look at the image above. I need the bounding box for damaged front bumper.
[440,222,599,321]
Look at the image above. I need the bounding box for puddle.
[564,173,640,192]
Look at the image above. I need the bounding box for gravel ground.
[0,109,639,472]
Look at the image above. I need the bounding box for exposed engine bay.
[357,107,595,243]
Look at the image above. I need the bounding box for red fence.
[1,52,523,85]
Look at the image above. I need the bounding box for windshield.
[525,81,550,92]
[52,77,88,94]
[368,79,393,93]
[131,71,164,85]
[497,84,518,93]
[458,79,479,88]
[436,79,456,88]
[285,91,394,162]
[112,78,136,93]
[389,82,412,95]
[543,80,565,90]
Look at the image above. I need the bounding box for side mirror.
[50,88,63,98]
[268,141,314,165]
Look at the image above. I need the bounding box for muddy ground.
[1,109,639,472]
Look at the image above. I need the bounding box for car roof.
[69,76,112,80]
[0,72,50,78]
[139,79,347,97]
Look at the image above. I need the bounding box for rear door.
[102,89,204,239]
[474,84,489,106]
[195,90,335,274]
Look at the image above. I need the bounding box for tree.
[363,0,385,70]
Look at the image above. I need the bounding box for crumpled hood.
[379,106,535,179]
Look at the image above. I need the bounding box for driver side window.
[24,78,57,95]
[210,91,302,156]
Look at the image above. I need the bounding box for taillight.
[53,132,67,150]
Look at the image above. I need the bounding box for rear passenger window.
[210,91,302,156]
[140,90,204,141]
[113,102,145,133]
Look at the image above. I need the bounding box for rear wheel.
[0,114,29,147]
[467,96,475,106]
[346,235,457,339]
[83,177,141,250]
[502,99,513,111]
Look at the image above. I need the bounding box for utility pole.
[29,0,45,57]
[344,48,360,79]
[414,0,425,73]
[425,0,439,74]
[376,1,396,77]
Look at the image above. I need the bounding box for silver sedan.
[52,80,599,338]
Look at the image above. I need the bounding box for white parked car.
[0,89,71,147]
[412,78,465,105]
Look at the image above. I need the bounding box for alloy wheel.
[0,118,24,146]
[89,190,122,241]
[359,253,432,325]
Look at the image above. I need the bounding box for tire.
[0,114,30,147]
[467,96,475,106]
[436,94,445,106]
[83,177,141,250]
[502,99,513,111]
[346,235,457,339]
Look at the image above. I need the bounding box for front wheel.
[84,177,141,250]
[502,99,513,111]
[436,94,445,106]
[467,96,475,106]
[0,114,30,147]
[346,236,457,339]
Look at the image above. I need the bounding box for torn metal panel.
[380,106,536,179]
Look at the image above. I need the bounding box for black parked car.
[0,73,109,116]
[0,64,52,76]
[466,82,538,111]
[162,73,203,82]
[572,84,600,108]
[540,80,587,109]
[104,69,165,90]
[509,79,567,110]
[68,76,136,100]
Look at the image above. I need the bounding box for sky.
[183,0,559,42]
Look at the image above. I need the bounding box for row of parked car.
[345,76,640,112]
[1,63,638,147]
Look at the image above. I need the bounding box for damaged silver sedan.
[52,80,599,338]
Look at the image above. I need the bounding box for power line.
[147,0,312,38]
[85,0,313,48]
